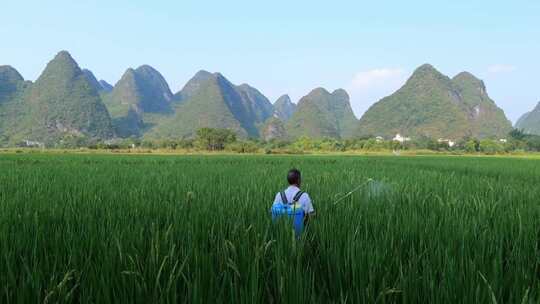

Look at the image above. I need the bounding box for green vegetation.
[236,83,274,125]
[261,117,288,141]
[105,65,173,113]
[0,51,115,146]
[287,88,357,139]
[0,65,25,102]
[173,70,214,102]
[194,127,237,150]
[144,73,248,139]
[0,52,525,148]
[64,127,540,155]
[1,154,540,303]
[82,69,105,93]
[29,51,114,143]
[452,72,513,137]
[145,71,274,139]
[102,65,174,137]
[0,66,32,144]
[358,65,512,139]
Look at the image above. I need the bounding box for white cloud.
[487,64,517,74]
[350,68,406,89]
[347,68,408,118]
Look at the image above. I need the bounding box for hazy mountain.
[516,102,540,135]
[145,72,247,138]
[0,66,32,144]
[82,69,103,92]
[0,51,519,145]
[106,65,173,113]
[82,69,115,94]
[273,95,296,121]
[104,68,139,116]
[146,71,273,139]
[173,70,214,102]
[236,83,274,124]
[357,64,511,139]
[287,88,358,139]
[0,66,25,102]
[25,51,114,143]
[103,65,173,136]
[112,105,144,138]
[452,72,512,138]
[261,117,288,141]
[99,80,113,92]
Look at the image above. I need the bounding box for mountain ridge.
[273,95,296,122]
[0,51,521,146]
[287,87,358,139]
[27,51,114,143]
[102,64,174,136]
[357,64,511,139]
[516,102,540,135]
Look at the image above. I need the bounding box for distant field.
[1,154,540,303]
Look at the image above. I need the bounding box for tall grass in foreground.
[1,154,540,303]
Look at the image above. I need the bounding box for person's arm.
[304,211,315,225]
[271,193,281,209]
[273,193,281,204]
[302,193,315,225]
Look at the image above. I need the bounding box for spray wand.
[332,178,374,205]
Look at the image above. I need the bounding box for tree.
[464,140,478,153]
[58,134,90,148]
[479,139,503,154]
[320,138,345,151]
[195,128,237,151]
[226,141,259,153]
[412,136,438,150]
[509,128,526,140]
[293,136,317,151]
[524,135,540,151]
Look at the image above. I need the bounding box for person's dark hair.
[287,169,301,185]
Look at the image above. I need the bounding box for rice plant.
[0,154,539,303]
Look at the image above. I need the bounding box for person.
[271,169,315,226]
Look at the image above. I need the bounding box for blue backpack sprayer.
[271,178,374,236]
[271,191,306,236]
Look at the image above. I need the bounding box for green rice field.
[1,154,540,303]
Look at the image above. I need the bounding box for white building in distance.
[21,140,44,148]
[438,138,456,147]
[393,133,411,143]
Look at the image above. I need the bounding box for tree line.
[39,128,536,154]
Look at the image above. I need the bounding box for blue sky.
[1,0,539,123]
